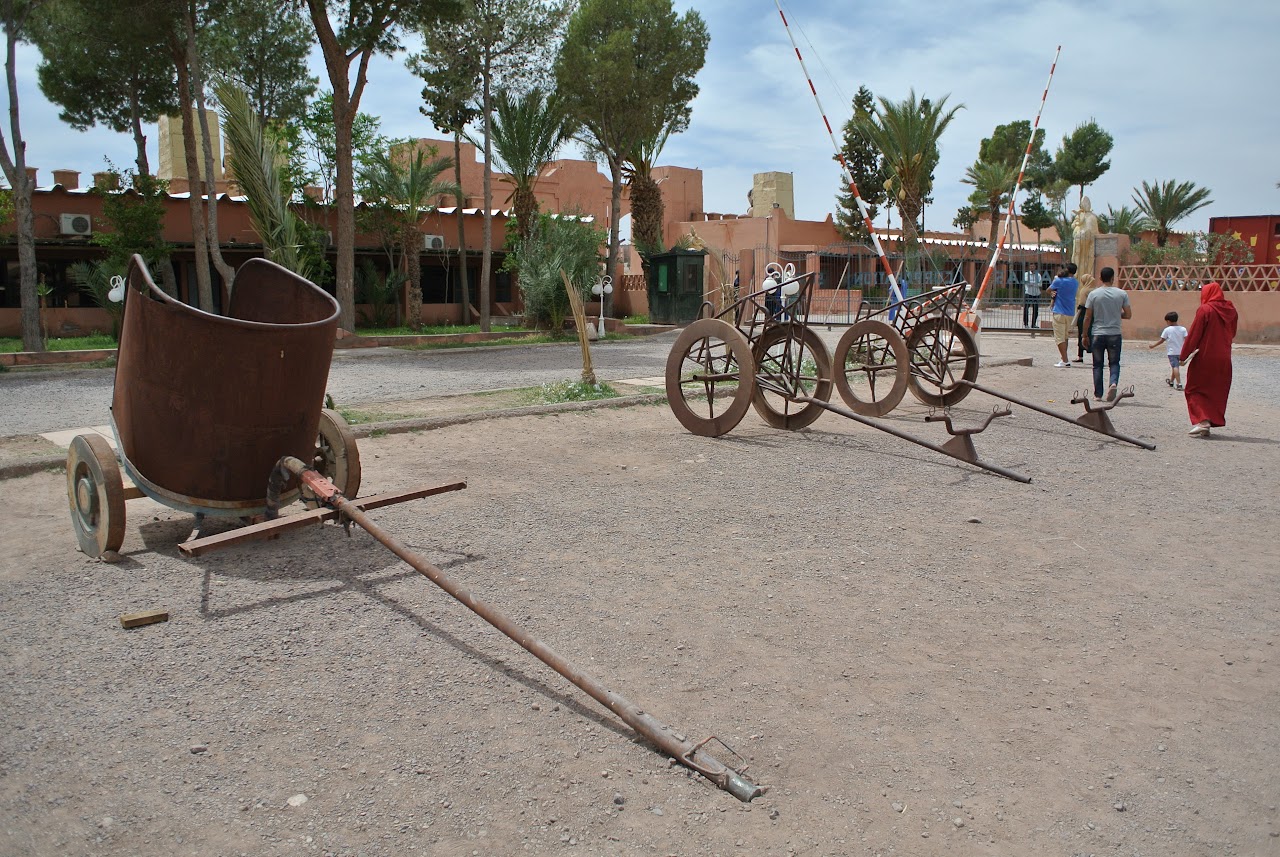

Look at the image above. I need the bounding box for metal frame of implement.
[181,460,765,803]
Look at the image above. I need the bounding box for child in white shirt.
[1148,310,1188,390]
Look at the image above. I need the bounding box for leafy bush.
[355,259,404,328]
[506,212,605,331]
[1129,231,1253,267]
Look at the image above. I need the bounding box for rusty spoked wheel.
[905,317,979,407]
[66,434,126,558]
[833,319,910,416]
[750,323,832,430]
[305,408,362,508]
[664,318,754,437]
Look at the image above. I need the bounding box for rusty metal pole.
[268,458,764,802]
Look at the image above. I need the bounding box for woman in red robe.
[1180,282,1238,437]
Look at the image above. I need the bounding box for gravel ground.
[1,332,1278,856]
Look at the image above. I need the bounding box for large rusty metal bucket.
[111,254,340,514]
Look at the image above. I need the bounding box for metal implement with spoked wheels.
[662,264,1030,481]
[665,262,832,437]
[831,281,978,416]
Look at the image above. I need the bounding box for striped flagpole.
[966,46,1062,329]
[774,0,902,304]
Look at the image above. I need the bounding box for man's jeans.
[1090,334,1122,398]
[1022,294,1040,328]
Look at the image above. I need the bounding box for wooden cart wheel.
[306,408,362,507]
[905,317,979,407]
[750,323,832,430]
[66,434,126,558]
[833,319,910,416]
[664,318,755,437]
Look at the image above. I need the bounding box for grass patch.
[622,314,649,325]
[403,333,562,350]
[356,324,537,337]
[525,379,620,405]
[0,333,117,353]
[356,324,485,336]
[335,406,415,426]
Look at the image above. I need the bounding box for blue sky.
[9,0,1279,235]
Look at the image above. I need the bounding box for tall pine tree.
[833,86,886,242]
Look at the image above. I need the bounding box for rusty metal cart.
[65,256,767,802]
[66,255,361,558]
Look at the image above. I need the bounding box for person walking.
[1181,282,1238,437]
[1022,268,1043,329]
[1081,267,1131,401]
[1047,262,1079,367]
[1148,311,1188,390]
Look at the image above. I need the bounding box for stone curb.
[0,393,669,482]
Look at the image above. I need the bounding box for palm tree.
[624,119,677,275]
[1131,179,1213,247]
[961,160,1018,249]
[217,80,315,282]
[486,86,575,243]
[360,148,460,330]
[1099,204,1153,242]
[854,90,963,262]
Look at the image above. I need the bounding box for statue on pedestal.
[1071,196,1099,284]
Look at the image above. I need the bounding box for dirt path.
[2,356,1277,856]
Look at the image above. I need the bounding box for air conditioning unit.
[59,213,92,236]
[423,234,445,251]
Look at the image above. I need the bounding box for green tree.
[508,211,604,331]
[30,0,176,177]
[206,0,317,128]
[833,85,888,242]
[1131,179,1214,247]
[93,169,172,277]
[961,159,1017,249]
[487,86,574,244]
[302,0,460,331]
[359,147,460,330]
[1098,204,1152,243]
[1053,119,1113,201]
[952,205,978,233]
[1,0,49,351]
[414,0,568,333]
[294,92,394,204]
[852,89,962,261]
[410,23,480,324]
[555,0,708,318]
[977,119,1051,189]
[1019,193,1055,245]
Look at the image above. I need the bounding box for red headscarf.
[1197,281,1238,328]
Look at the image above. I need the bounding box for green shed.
[646,249,707,325]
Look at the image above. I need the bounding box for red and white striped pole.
[964,46,1062,334]
[774,0,902,304]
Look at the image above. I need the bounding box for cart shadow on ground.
[132,514,631,740]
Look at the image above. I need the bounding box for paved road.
[0,333,683,437]
[3,330,1277,437]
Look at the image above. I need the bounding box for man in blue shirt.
[1047,262,1079,367]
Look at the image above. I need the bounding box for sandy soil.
[1,356,1278,857]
